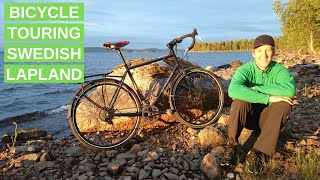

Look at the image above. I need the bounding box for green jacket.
[228,61,296,105]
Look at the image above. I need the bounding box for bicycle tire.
[170,68,224,128]
[69,78,141,150]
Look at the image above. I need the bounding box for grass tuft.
[242,150,320,180]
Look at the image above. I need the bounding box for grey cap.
[253,35,275,49]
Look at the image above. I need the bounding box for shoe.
[220,146,237,167]
[245,150,267,174]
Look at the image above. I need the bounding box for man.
[221,35,296,174]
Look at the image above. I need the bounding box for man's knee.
[270,102,292,114]
[268,102,292,126]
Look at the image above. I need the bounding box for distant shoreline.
[83,47,252,53]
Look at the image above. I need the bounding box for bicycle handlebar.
[167,28,198,52]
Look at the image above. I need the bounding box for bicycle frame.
[106,49,193,114]
[77,28,200,118]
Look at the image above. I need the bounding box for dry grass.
[242,150,320,180]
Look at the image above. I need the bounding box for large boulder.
[74,57,228,132]
[198,126,226,148]
[76,59,195,132]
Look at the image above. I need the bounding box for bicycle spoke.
[171,69,224,128]
[70,79,141,149]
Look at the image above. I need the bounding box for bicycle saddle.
[103,41,129,50]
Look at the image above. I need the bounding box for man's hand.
[269,96,294,105]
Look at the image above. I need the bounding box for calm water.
[0,51,252,121]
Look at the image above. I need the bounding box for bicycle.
[68,28,224,150]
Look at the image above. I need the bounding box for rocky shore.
[0,52,319,180]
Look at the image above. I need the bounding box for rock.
[217,115,229,125]
[35,161,55,172]
[234,163,244,174]
[236,174,242,180]
[26,145,42,153]
[186,128,199,135]
[79,162,97,172]
[64,146,84,157]
[156,147,165,153]
[77,174,88,180]
[13,146,28,154]
[189,159,201,171]
[2,133,11,143]
[299,140,307,146]
[182,160,189,170]
[198,126,226,148]
[200,153,221,180]
[130,144,142,154]
[107,158,127,174]
[164,172,180,180]
[152,169,162,179]
[118,176,132,180]
[126,165,140,173]
[0,160,6,169]
[179,174,187,180]
[64,157,76,168]
[227,172,235,179]
[285,142,295,151]
[142,156,153,162]
[116,152,136,160]
[138,169,150,180]
[210,146,225,156]
[230,60,242,68]
[137,149,149,158]
[306,139,320,146]
[221,73,232,80]
[135,128,151,142]
[106,150,119,158]
[205,66,215,72]
[169,167,179,174]
[40,151,54,161]
[172,144,177,151]
[148,151,160,160]
[16,129,47,141]
[17,153,39,161]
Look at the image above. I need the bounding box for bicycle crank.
[142,105,160,123]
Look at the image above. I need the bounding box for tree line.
[192,0,320,53]
[192,37,284,52]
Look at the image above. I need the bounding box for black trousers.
[228,99,292,155]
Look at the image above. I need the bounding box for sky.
[0,0,284,49]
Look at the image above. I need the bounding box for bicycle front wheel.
[170,68,224,128]
[69,79,141,150]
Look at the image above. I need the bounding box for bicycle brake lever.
[184,49,189,56]
[198,34,203,42]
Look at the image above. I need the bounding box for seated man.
[221,35,296,174]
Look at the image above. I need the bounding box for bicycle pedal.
[166,109,174,116]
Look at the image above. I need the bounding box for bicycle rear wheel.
[170,68,224,128]
[69,79,141,149]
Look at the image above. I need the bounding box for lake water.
[0,51,252,137]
